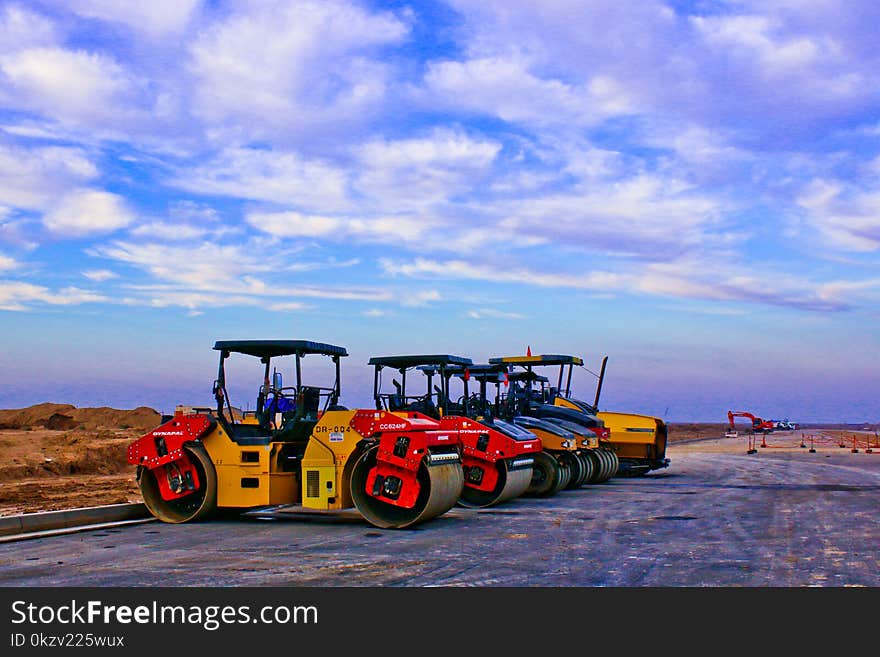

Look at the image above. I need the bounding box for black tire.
[576,450,595,484]
[525,451,564,497]
[582,450,603,484]
[558,451,586,489]
[554,461,571,494]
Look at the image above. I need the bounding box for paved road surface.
[2,438,878,586]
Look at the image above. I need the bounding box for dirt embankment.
[666,423,727,442]
[0,403,161,515]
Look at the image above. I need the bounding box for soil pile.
[0,403,160,431]
[0,403,161,515]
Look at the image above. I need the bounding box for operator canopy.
[489,354,583,366]
[368,354,473,368]
[214,340,348,359]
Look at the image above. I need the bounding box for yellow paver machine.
[127,340,464,529]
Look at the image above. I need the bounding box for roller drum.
[137,443,218,523]
[458,458,533,508]
[583,449,604,484]
[350,446,464,529]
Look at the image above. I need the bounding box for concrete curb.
[0,503,150,537]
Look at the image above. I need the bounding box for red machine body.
[350,410,461,509]
[437,415,541,493]
[127,413,213,501]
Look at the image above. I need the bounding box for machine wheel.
[583,450,604,484]
[598,449,614,482]
[458,459,533,508]
[350,445,464,529]
[576,451,595,484]
[525,451,565,498]
[606,450,620,478]
[558,451,586,489]
[554,462,571,493]
[137,443,218,523]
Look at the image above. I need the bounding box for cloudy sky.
[0,0,878,421]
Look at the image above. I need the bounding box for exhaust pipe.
[593,356,608,410]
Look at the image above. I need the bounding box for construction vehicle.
[128,340,464,529]
[455,363,609,491]
[550,355,669,476]
[774,419,798,431]
[496,350,670,476]
[487,355,619,486]
[728,410,776,434]
[368,355,541,507]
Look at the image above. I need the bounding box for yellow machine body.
[594,410,667,462]
[200,409,363,511]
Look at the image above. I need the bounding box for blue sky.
[0,0,878,422]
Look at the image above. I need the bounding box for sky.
[0,0,878,422]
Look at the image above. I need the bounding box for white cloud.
[130,222,208,240]
[355,129,501,209]
[422,57,632,126]
[267,301,311,312]
[400,289,441,307]
[188,0,408,141]
[0,5,57,53]
[0,143,98,210]
[482,174,722,257]
[382,255,866,312]
[246,210,430,244]
[381,258,626,291]
[66,0,202,36]
[692,14,824,73]
[173,147,349,210]
[0,280,107,311]
[43,189,135,236]
[91,239,395,311]
[82,269,117,282]
[0,251,18,270]
[797,178,880,251]
[467,307,525,320]
[0,47,141,128]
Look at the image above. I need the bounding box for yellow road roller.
[127,340,464,529]
[488,354,620,483]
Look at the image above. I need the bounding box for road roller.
[488,354,619,483]
[448,362,588,496]
[127,340,464,529]
[552,355,670,476]
[368,355,541,508]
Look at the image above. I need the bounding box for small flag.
[463,368,470,381]
[526,345,532,357]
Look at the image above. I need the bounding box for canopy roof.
[213,340,348,359]
[368,354,473,368]
[489,354,583,366]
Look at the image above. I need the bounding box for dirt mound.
[0,403,160,431]
[667,423,727,442]
[44,413,78,430]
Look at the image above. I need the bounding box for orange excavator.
[727,411,775,433]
